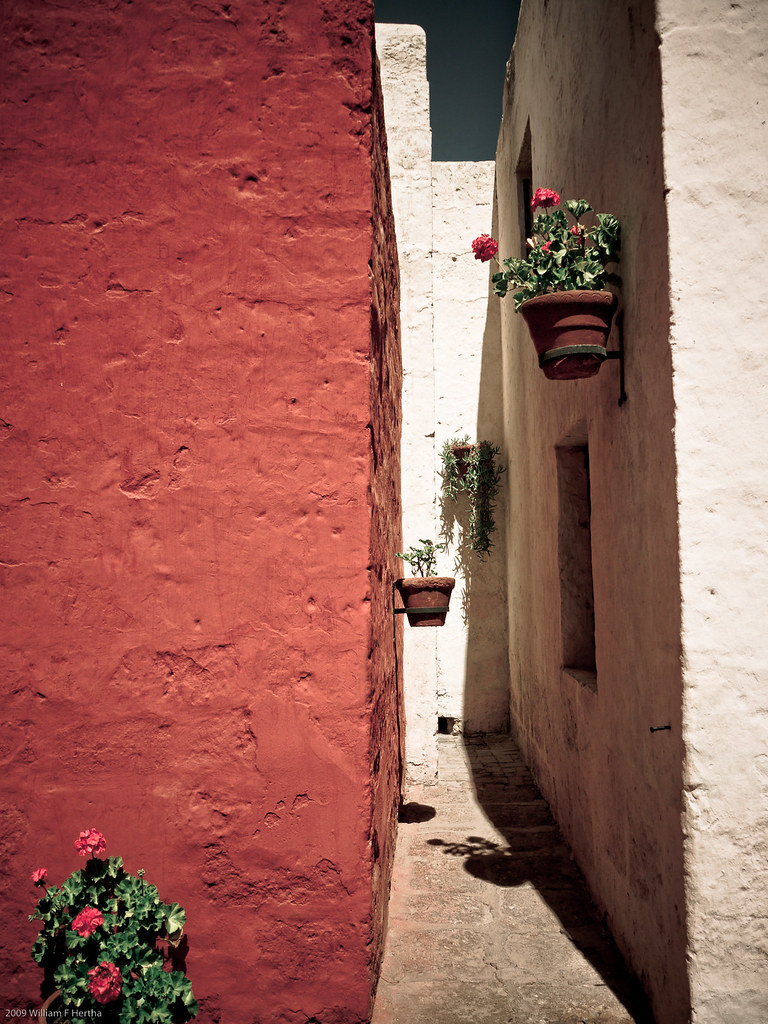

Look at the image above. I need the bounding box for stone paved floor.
[371,734,654,1024]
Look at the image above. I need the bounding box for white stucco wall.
[496,2,689,1021]
[381,4,768,1018]
[656,2,768,1020]
[377,26,509,781]
[432,162,509,735]
[376,24,438,784]
[499,1,768,1021]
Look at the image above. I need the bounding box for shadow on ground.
[427,736,654,1023]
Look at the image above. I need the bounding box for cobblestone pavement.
[371,734,654,1024]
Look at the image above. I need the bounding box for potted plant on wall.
[395,539,455,627]
[472,188,620,380]
[30,828,198,1022]
[440,437,504,557]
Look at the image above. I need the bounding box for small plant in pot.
[441,436,504,558]
[395,539,455,627]
[29,828,197,1022]
[472,187,620,380]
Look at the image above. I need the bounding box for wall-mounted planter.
[395,576,456,627]
[440,438,504,557]
[520,290,618,380]
[40,991,62,1018]
[449,444,473,479]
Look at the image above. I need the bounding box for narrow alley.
[372,734,654,1024]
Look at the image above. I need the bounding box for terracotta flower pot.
[519,290,618,380]
[450,444,474,479]
[40,991,63,1017]
[396,577,456,627]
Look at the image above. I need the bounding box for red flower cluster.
[31,868,48,887]
[541,240,552,253]
[531,187,560,211]
[88,961,123,1004]
[75,828,106,857]
[72,907,104,938]
[471,233,499,262]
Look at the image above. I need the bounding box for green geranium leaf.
[564,198,592,219]
[165,903,187,938]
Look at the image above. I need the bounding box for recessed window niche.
[556,425,597,691]
[516,121,532,255]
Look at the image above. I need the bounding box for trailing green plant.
[29,828,197,1023]
[440,435,471,503]
[472,187,620,312]
[396,539,447,577]
[440,438,504,557]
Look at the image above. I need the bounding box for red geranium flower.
[75,828,106,857]
[72,906,104,937]
[31,868,48,887]
[471,233,499,262]
[541,240,552,253]
[531,187,560,211]
[88,961,123,1004]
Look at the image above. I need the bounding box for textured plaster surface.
[1,2,401,1020]
[497,2,689,1022]
[367,34,405,1005]
[656,1,768,1020]
[376,24,438,784]
[378,27,509,786]
[431,162,509,736]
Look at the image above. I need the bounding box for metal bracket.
[536,311,626,405]
[605,311,627,406]
[393,606,449,616]
[538,344,608,365]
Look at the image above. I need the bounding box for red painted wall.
[0,1,402,1020]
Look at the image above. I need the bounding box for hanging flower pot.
[519,289,618,380]
[471,188,621,382]
[440,437,504,557]
[396,576,456,627]
[448,443,473,479]
[395,539,455,627]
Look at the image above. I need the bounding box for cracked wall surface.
[0,1,401,1020]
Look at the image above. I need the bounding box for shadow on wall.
[462,3,692,1020]
[445,269,509,735]
[438,478,501,628]
[450,176,655,1019]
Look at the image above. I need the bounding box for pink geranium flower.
[531,187,560,211]
[471,233,499,262]
[541,240,552,253]
[75,828,106,857]
[570,223,590,242]
[31,868,48,887]
[72,906,104,937]
[88,961,123,1004]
